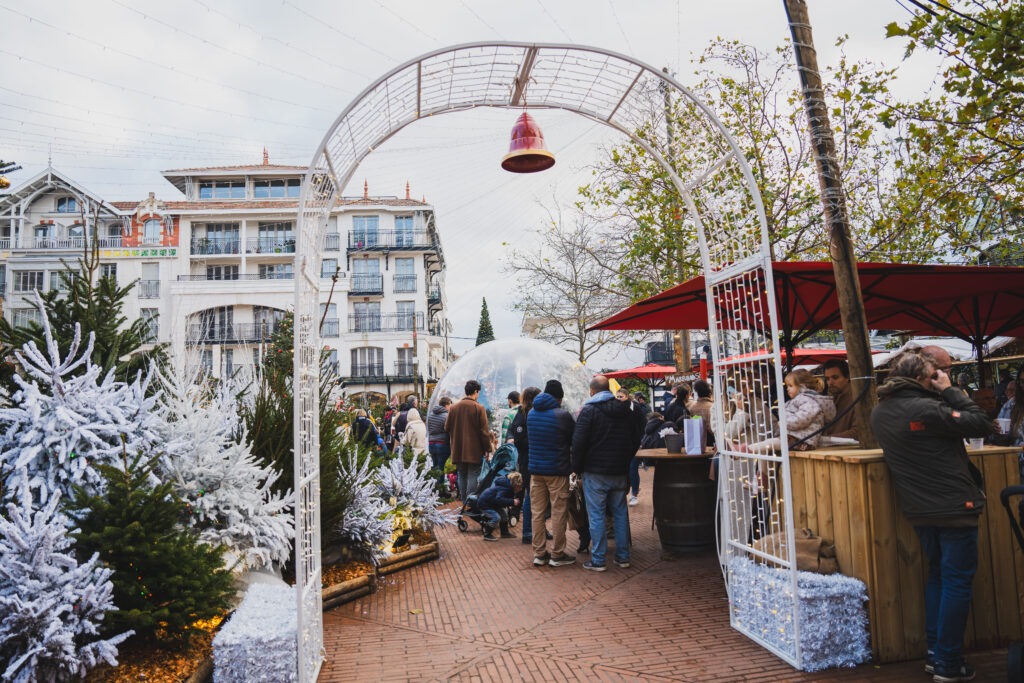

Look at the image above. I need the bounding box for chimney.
[405,181,410,200]
[262,147,269,165]
[363,179,369,199]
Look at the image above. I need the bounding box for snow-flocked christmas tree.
[0,483,131,682]
[335,449,391,565]
[156,364,294,571]
[0,295,160,507]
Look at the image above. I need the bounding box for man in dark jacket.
[350,409,380,449]
[527,379,577,567]
[870,349,992,683]
[572,375,644,571]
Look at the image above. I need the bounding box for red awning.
[720,347,877,367]
[601,363,677,379]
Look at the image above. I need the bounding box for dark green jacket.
[870,377,993,526]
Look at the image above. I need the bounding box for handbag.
[567,480,588,531]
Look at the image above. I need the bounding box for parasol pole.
[785,0,878,446]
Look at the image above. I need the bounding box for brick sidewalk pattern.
[319,469,1008,682]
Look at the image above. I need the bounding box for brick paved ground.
[320,469,1008,682]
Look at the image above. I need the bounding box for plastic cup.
[968,437,985,450]
[996,418,1011,434]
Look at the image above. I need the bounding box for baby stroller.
[457,443,521,534]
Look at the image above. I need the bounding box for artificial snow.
[213,582,297,683]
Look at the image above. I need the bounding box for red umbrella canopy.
[601,363,677,379]
[589,262,1024,354]
[721,347,876,367]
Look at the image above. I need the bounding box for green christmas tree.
[67,452,234,643]
[475,298,495,346]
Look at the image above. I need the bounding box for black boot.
[483,524,497,541]
[499,521,514,539]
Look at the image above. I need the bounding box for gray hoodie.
[427,404,449,444]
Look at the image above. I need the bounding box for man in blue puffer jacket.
[527,379,577,568]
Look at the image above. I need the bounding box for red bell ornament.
[501,111,555,173]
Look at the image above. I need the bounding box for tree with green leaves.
[475,298,495,346]
[67,453,234,643]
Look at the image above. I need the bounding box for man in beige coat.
[445,379,492,500]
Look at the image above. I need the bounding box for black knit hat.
[543,379,564,400]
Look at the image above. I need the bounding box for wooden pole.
[784,0,878,447]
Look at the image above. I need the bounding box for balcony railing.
[349,274,383,295]
[138,280,160,299]
[349,363,385,379]
[0,238,10,249]
[347,312,425,333]
[393,362,416,377]
[190,237,241,255]
[348,230,434,250]
[246,237,295,254]
[323,233,341,251]
[186,321,282,344]
[321,318,340,337]
[427,285,441,304]
[17,236,124,250]
[176,273,294,281]
[393,275,417,293]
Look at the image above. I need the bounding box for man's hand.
[930,368,952,392]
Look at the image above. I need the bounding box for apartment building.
[0,162,452,404]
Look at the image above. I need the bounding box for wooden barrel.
[652,456,716,553]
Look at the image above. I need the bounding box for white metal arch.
[295,42,801,680]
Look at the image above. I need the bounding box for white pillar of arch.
[294,42,801,680]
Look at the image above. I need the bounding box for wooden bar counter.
[789,444,1024,663]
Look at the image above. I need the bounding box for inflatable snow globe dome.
[429,338,592,429]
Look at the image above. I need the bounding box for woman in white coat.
[401,408,429,457]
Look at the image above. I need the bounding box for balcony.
[348,230,436,252]
[323,233,341,251]
[427,285,441,305]
[349,274,384,295]
[191,237,241,255]
[138,280,160,299]
[0,238,10,249]
[176,273,294,282]
[246,237,295,254]
[349,363,385,379]
[393,275,417,293]
[321,318,340,337]
[186,321,282,344]
[17,236,125,251]
[393,361,416,377]
[347,312,424,333]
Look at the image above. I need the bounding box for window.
[396,347,414,376]
[206,265,239,280]
[351,347,383,377]
[257,221,294,252]
[199,349,213,375]
[198,180,245,199]
[49,271,71,293]
[143,219,162,244]
[67,223,84,240]
[199,307,233,341]
[352,216,379,247]
[259,264,293,280]
[11,308,43,329]
[141,308,159,342]
[394,257,416,292]
[395,215,414,247]
[34,225,51,240]
[100,263,117,281]
[321,258,338,279]
[139,263,159,298]
[222,349,234,378]
[352,258,380,292]
[13,271,44,292]
[254,306,286,327]
[253,178,301,198]
[353,301,380,332]
[56,197,78,213]
[195,223,240,255]
[396,301,416,331]
[325,349,338,374]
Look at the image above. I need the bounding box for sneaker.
[932,662,976,683]
[483,533,498,542]
[582,561,607,572]
[628,495,639,506]
[614,558,631,568]
[925,650,935,675]
[533,553,551,567]
[548,552,576,567]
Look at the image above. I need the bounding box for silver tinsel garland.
[728,556,871,672]
[213,582,297,682]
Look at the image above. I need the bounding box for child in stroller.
[457,442,521,535]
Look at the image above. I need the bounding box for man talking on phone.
[871,348,993,683]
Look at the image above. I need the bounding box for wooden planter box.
[376,540,439,576]
[320,536,440,610]
[790,445,1024,663]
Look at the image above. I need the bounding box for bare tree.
[503,205,646,363]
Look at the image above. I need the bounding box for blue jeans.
[456,462,481,501]
[429,443,450,484]
[521,487,532,538]
[914,526,978,670]
[582,473,631,566]
[628,456,641,496]
[480,507,507,529]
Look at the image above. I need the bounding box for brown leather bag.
[753,527,839,574]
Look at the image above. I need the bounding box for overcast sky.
[1,0,938,366]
